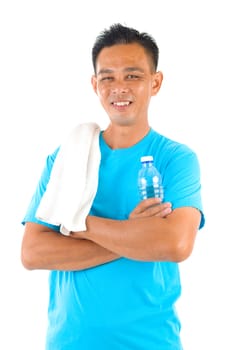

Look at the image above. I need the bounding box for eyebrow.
[97,67,145,75]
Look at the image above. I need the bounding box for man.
[21,23,205,349]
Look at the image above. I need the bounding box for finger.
[132,197,162,214]
[156,206,172,217]
[130,202,172,219]
[140,203,172,217]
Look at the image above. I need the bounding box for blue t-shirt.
[22,128,205,350]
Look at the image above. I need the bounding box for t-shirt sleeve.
[163,145,205,230]
[22,147,60,232]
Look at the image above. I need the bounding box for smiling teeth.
[114,101,130,106]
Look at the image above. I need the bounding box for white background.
[0,1,231,349]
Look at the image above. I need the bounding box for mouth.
[111,100,132,110]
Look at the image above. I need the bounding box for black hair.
[92,23,159,74]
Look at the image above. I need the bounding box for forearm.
[75,208,200,262]
[21,223,119,271]
[83,215,172,261]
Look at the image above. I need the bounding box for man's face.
[91,43,163,127]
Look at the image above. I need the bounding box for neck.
[103,124,150,149]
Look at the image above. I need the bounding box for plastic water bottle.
[138,155,164,200]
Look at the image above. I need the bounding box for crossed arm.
[21,198,201,271]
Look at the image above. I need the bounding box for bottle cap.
[140,155,153,163]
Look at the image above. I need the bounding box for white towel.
[36,122,101,235]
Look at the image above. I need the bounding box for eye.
[100,76,113,82]
[127,74,140,80]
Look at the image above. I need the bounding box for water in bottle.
[138,155,164,201]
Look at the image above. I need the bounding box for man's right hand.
[129,198,172,220]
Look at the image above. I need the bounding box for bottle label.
[139,183,164,200]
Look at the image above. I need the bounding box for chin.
[110,115,135,126]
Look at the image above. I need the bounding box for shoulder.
[151,128,194,154]
[149,129,199,169]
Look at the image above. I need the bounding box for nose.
[110,81,129,94]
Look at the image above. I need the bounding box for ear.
[151,71,163,96]
[91,75,98,94]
